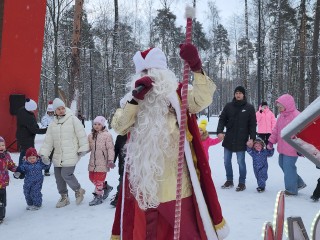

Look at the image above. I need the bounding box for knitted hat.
[261,101,268,107]
[53,98,65,111]
[133,47,167,74]
[25,147,38,158]
[198,119,208,132]
[93,116,106,127]
[234,86,246,96]
[25,98,37,111]
[46,100,54,112]
[253,138,265,149]
[0,136,5,143]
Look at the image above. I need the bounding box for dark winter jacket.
[16,107,47,151]
[217,99,257,152]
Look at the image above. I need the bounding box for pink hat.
[93,116,106,127]
[0,136,5,143]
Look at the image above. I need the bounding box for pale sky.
[85,0,242,27]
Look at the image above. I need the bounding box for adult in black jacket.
[110,133,127,207]
[217,86,256,191]
[16,99,47,167]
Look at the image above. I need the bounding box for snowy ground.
[1,116,319,240]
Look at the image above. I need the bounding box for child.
[14,147,49,210]
[198,119,221,161]
[88,116,115,206]
[247,138,274,192]
[0,136,17,223]
[41,100,54,176]
[268,94,306,196]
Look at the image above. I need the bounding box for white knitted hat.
[133,47,167,74]
[53,98,65,111]
[25,98,37,111]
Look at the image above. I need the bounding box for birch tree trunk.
[298,0,306,110]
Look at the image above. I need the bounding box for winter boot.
[110,193,118,207]
[221,181,234,189]
[89,193,103,206]
[103,182,113,200]
[236,183,246,192]
[31,206,41,211]
[56,194,70,208]
[75,188,86,205]
[26,205,34,210]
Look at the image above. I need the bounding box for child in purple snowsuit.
[14,147,49,210]
[246,138,274,192]
[0,136,17,223]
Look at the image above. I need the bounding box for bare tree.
[46,0,73,97]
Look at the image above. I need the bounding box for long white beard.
[126,68,178,210]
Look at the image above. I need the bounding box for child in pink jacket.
[88,116,115,206]
[0,136,17,224]
[267,94,306,196]
[198,119,221,161]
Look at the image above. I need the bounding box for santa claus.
[110,44,229,240]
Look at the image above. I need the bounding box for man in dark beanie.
[216,86,256,191]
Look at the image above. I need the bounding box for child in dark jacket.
[247,138,274,192]
[0,136,17,223]
[14,147,49,210]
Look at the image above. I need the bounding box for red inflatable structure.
[0,0,46,151]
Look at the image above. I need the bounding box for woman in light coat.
[39,98,89,208]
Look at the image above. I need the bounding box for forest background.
[39,0,320,121]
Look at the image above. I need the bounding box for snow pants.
[23,177,44,207]
[0,188,6,220]
[89,171,106,196]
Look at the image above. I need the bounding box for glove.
[179,43,202,71]
[107,161,116,169]
[267,142,273,150]
[259,110,263,113]
[13,172,21,179]
[133,76,154,100]
[41,155,50,165]
[78,152,87,158]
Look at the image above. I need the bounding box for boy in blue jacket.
[14,147,49,210]
[247,138,274,192]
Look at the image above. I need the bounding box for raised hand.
[179,43,202,72]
